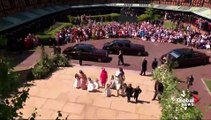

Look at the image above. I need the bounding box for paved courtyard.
[20,64,161,119]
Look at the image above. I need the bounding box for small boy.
[121,83,127,97]
[134,86,142,103]
[125,84,133,102]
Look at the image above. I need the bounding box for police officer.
[118,50,125,66]
[78,50,82,66]
[187,75,194,89]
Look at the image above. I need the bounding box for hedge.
[153,65,203,120]
[36,22,73,45]
[67,13,121,23]
[32,46,70,79]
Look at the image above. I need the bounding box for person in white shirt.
[105,84,112,97]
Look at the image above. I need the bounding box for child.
[73,73,81,89]
[94,79,100,89]
[105,84,112,97]
[121,83,127,97]
[125,84,133,102]
[110,75,116,89]
[134,86,142,103]
[100,68,108,88]
[87,78,95,92]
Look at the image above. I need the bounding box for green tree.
[138,4,161,22]
[0,55,30,119]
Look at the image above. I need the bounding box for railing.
[0,0,210,18]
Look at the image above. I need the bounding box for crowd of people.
[73,68,158,103]
[54,17,211,50]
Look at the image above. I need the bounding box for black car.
[160,48,210,68]
[102,40,148,56]
[63,43,111,62]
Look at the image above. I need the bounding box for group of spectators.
[55,18,211,50]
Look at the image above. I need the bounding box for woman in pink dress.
[79,70,87,90]
[100,68,108,88]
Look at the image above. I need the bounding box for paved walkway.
[20,64,161,119]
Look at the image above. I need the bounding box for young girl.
[93,79,100,89]
[87,78,95,92]
[100,68,108,88]
[73,73,81,89]
[105,84,112,97]
[79,70,87,90]
[110,75,116,89]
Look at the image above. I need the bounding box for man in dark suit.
[118,50,125,66]
[78,50,82,66]
[140,58,147,76]
[152,58,158,70]
[152,80,164,101]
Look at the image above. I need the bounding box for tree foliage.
[153,65,203,120]
[0,55,30,119]
[138,4,161,21]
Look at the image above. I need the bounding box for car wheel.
[97,58,102,62]
[137,52,142,56]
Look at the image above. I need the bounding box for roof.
[173,48,194,55]
[113,39,131,43]
[0,3,210,32]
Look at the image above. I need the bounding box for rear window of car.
[169,51,181,59]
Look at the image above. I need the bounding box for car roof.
[112,40,131,44]
[74,43,94,48]
[73,43,95,48]
[172,48,199,55]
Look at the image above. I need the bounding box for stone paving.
[20,64,161,119]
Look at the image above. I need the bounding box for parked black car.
[102,40,148,56]
[63,43,111,62]
[160,48,210,68]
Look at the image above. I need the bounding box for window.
[118,43,123,47]
[170,51,181,59]
[125,43,131,48]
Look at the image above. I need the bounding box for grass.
[163,21,176,29]
[36,22,73,40]
[44,22,73,36]
[204,79,211,92]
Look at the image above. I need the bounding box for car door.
[124,43,131,55]
[81,47,93,61]
[110,43,119,54]
[192,52,203,65]
[180,54,193,67]
[71,46,80,59]
[117,43,124,53]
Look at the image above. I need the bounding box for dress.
[93,81,99,89]
[100,69,108,86]
[87,83,95,92]
[115,70,124,90]
[80,74,87,90]
[73,78,81,88]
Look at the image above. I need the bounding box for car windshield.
[74,44,96,51]
[169,51,181,59]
